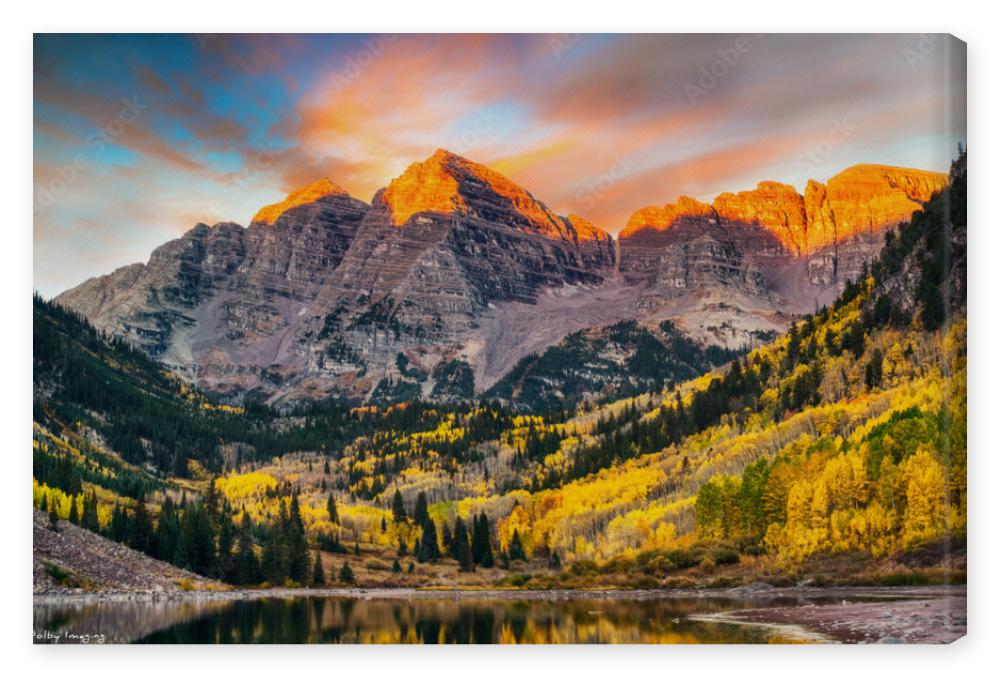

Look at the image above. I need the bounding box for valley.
[33,151,966,627]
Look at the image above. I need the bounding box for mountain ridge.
[55,150,947,404]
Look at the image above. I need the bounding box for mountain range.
[55,149,947,405]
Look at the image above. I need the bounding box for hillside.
[488,319,743,412]
[33,509,217,593]
[32,152,965,592]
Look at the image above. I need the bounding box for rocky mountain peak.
[55,153,947,405]
[712,181,807,254]
[803,164,947,253]
[382,148,586,243]
[251,178,352,225]
[620,196,714,238]
[564,214,610,243]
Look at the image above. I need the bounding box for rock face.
[288,149,617,402]
[56,152,946,404]
[616,163,947,348]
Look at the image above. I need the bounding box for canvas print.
[32,34,966,644]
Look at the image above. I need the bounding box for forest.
[31,152,967,590]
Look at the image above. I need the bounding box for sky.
[33,33,966,297]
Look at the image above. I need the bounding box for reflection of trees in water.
[40,595,816,644]
[33,600,228,644]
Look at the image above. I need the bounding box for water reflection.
[35,594,830,644]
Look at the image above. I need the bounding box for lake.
[33,591,858,644]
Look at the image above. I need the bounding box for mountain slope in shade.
[55,151,947,404]
[487,319,742,413]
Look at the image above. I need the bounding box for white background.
[2,1,995,683]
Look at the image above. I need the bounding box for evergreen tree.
[413,491,429,527]
[480,541,494,569]
[417,517,439,562]
[68,495,80,525]
[216,504,237,582]
[287,493,311,583]
[326,493,339,525]
[234,513,259,586]
[204,478,219,517]
[508,529,527,562]
[391,558,402,573]
[312,551,326,587]
[338,561,355,585]
[47,500,59,530]
[172,531,190,570]
[451,517,468,560]
[155,497,181,563]
[129,493,154,554]
[391,489,407,523]
[82,492,99,532]
[471,513,493,566]
[865,349,884,390]
[261,520,286,585]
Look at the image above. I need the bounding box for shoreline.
[33,582,966,605]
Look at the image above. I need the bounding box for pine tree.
[68,494,80,525]
[480,542,494,569]
[508,529,527,562]
[47,501,59,530]
[338,561,355,585]
[129,493,154,554]
[287,493,310,584]
[413,492,429,527]
[472,513,493,566]
[216,504,237,582]
[391,558,402,573]
[391,489,407,523]
[155,497,180,563]
[451,517,467,561]
[261,521,286,585]
[204,478,219,518]
[418,517,439,562]
[326,494,339,525]
[312,551,326,587]
[82,492,99,532]
[234,513,259,586]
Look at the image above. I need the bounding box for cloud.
[32,34,966,297]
